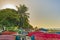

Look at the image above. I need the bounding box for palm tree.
[16,4,30,28]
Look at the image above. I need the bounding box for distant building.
[38,28,48,33]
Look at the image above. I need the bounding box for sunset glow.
[1,4,17,10]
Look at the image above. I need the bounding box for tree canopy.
[0,8,19,27]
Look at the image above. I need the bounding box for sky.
[0,0,60,28]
